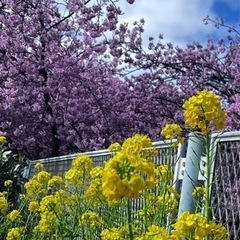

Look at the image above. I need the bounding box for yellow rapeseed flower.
[24,179,45,197]
[102,153,154,202]
[161,123,182,139]
[34,213,56,236]
[47,175,63,190]
[65,168,84,187]
[28,200,40,213]
[39,195,58,213]
[102,135,157,203]
[90,166,103,178]
[0,135,7,144]
[192,186,205,198]
[135,225,168,240]
[108,142,122,153]
[80,211,103,228]
[4,180,13,188]
[122,134,152,156]
[161,123,184,147]
[146,225,168,238]
[172,211,228,239]
[84,178,103,207]
[183,90,226,134]
[7,210,21,222]
[101,228,124,240]
[155,165,173,182]
[36,171,51,184]
[72,154,92,172]
[0,192,8,214]
[35,162,44,172]
[6,227,22,240]
[157,195,178,214]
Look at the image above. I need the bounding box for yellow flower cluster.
[4,180,13,188]
[136,186,179,223]
[36,170,51,184]
[7,210,21,222]
[157,194,178,214]
[122,134,158,157]
[72,154,92,171]
[33,189,75,236]
[161,123,182,139]
[25,177,47,198]
[0,192,8,214]
[183,90,226,134]
[135,225,168,240]
[161,123,184,147]
[101,227,124,240]
[24,155,96,237]
[102,134,157,203]
[108,142,122,153]
[192,186,205,199]
[47,175,63,190]
[34,195,59,235]
[35,162,43,171]
[121,134,151,155]
[28,200,39,213]
[81,211,103,228]
[24,163,52,198]
[83,166,103,207]
[6,227,22,240]
[0,135,7,144]
[155,165,173,182]
[65,154,92,187]
[172,212,227,239]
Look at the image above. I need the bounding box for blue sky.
[118,0,240,47]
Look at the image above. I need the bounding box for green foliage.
[0,142,27,209]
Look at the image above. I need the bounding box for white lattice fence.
[210,132,240,240]
[25,140,181,180]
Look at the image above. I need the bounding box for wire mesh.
[211,140,240,240]
[26,141,179,179]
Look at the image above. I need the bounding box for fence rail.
[210,131,240,240]
[25,139,181,179]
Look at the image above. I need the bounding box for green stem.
[205,134,211,223]
[127,198,133,240]
[143,189,147,233]
[168,140,173,167]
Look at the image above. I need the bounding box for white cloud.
[118,0,218,47]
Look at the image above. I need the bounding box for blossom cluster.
[183,90,226,134]
[102,134,157,202]
[173,212,227,239]
[161,123,184,147]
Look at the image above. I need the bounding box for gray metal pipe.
[178,132,205,216]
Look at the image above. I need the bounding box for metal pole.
[178,132,205,217]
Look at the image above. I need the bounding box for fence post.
[178,132,205,217]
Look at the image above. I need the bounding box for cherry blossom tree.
[0,0,140,158]
[124,17,240,132]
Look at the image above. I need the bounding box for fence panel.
[210,132,240,240]
[25,140,182,180]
